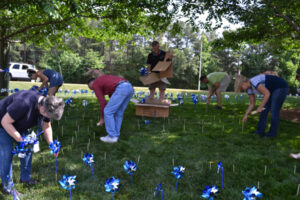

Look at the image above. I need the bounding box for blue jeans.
[0,128,33,191]
[256,87,289,136]
[104,82,134,137]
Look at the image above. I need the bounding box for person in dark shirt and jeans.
[235,74,289,137]
[146,41,172,104]
[0,90,65,198]
[87,70,134,143]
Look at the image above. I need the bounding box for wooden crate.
[136,103,170,118]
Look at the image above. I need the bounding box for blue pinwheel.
[14,88,19,93]
[202,185,219,200]
[39,87,48,96]
[12,132,40,158]
[82,100,88,112]
[65,98,73,112]
[6,175,16,200]
[83,153,95,177]
[105,176,120,200]
[140,67,147,76]
[59,175,77,200]
[144,120,150,124]
[154,183,163,200]
[191,94,198,107]
[49,140,61,175]
[217,161,224,189]
[123,160,137,184]
[242,186,262,200]
[177,93,184,105]
[171,165,185,192]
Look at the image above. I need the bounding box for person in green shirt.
[200,72,231,109]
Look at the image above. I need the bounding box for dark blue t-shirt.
[0,90,50,133]
[248,74,288,94]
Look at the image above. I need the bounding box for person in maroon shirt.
[88,70,134,143]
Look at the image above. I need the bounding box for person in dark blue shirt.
[0,90,64,197]
[235,74,289,137]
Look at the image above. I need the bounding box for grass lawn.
[2,81,300,200]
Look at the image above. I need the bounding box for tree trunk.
[0,37,10,96]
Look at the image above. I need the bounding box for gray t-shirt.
[0,90,50,133]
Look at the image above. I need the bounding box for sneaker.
[20,178,37,186]
[100,135,118,143]
[160,78,170,85]
[3,188,22,200]
[290,153,300,159]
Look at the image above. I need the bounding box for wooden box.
[136,103,170,117]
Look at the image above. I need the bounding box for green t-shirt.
[207,72,227,88]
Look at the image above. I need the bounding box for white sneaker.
[290,153,300,159]
[161,78,170,85]
[100,135,118,143]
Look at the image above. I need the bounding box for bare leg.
[48,86,59,96]
[215,91,222,107]
[160,89,165,101]
[150,88,155,99]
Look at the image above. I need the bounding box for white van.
[9,62,36,80]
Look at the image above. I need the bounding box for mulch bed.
[280,107,300,123]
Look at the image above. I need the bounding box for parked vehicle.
[9,62,36,80]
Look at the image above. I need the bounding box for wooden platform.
[136,103,170,117]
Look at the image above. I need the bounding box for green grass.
[2,81,300,200]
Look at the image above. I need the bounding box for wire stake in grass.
[264,165,267,175]
[297,184,300,196]
[242,123,244,134]
[137,155,141,164]
[232,164,235,172]
[172,158,174,166]
[257,181,260,189]
[183,119,186,131]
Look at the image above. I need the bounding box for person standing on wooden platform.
[87,70,134,143]
[200,72,231,109]
[146,41,172,104]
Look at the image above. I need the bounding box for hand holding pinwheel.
[12,133,39,157]
[59,175,77,200]
[105,176,120,200]
[83,153,95,177]
[171,165,185,192]
[123,160,137,184]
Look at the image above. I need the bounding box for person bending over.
[87,70,134,143]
